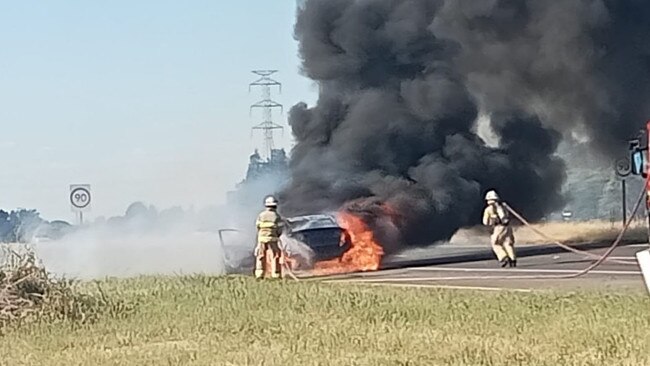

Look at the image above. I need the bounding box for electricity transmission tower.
[249,70,283,158]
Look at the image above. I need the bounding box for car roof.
[286,214,340,232]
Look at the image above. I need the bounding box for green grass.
[0,276,649,366]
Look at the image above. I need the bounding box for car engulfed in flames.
[220,208,388,277]
[309,210,384,276]
[284,214,351,263]
[219,213,352,275]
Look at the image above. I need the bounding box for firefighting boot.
[500,258,509,268]
[254,258,265,280]
[509,259,517,268]
[270,257,282,280]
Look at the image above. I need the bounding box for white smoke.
[32,228,227,280]
[280,233,315,270]
[15,201,259,280]
[1,147,294,280]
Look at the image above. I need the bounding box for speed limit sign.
[70,184,91,212]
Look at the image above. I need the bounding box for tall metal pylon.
[249,70,283,158]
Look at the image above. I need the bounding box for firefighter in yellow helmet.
[254,195,284,279]
[482,190,517,267]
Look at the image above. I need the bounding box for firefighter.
[482,190,517,267]
[254,195,284,279]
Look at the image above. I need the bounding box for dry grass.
[452,219,649,246]
[0,247,136,329]
[0,276,648,365]
[513,219,648,245]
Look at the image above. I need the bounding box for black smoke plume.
[432,0,650,157]
[280,0,650,253]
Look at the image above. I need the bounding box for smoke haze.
[21,164,298,279]
[8,192,265,279]
[280,0,650,253]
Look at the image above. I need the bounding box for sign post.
[622,178,627,225]
[69,184,91,225]
[615,157,631,228]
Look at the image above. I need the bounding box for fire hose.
[236,180,647,283]
[279,241,300,281]
[394,180,648,282]
[307,180,648,284]
[504,203,638,266]
[217,228,299,280]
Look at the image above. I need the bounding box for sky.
[0,0,317,222]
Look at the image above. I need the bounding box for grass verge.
[0,275,648,366]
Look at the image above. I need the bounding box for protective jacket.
[482,202,510,227]
[256,208,284,243]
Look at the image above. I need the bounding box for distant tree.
[10,209,44,242]
[0,208,44,243]
[0,210,12,241]
[35,220,74,241]
[125,202,150,218]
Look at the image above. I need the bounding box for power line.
[249,70,284,158]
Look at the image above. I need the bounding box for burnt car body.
[219,213,351,273]
[284,214,350,262]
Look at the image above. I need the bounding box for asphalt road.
[309,243,650,293]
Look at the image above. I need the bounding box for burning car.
[219,213,351,274]
[284,214,351,262]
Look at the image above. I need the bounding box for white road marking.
[629,244,650,248]
[411,267,641,275]
[329,276,543,283]
[361,283,533,293]
[609,257,638,260]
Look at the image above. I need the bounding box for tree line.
[0,209,72,243]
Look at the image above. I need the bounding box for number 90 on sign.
[70,188,91,209]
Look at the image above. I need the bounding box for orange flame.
[310,211,385,276]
